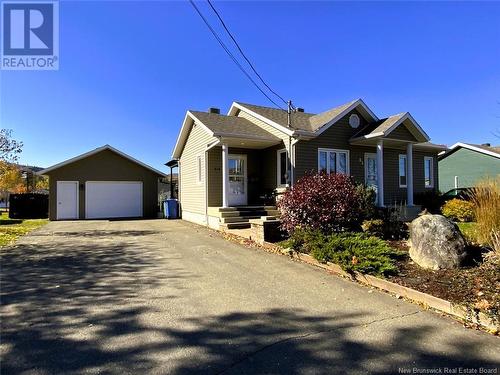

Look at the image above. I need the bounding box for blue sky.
[1,0,499,172]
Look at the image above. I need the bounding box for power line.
[188,0,285,110]
[206,0,288,106]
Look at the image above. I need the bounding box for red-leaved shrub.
[277,173,365,234]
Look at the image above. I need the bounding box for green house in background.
[438,142,500,192]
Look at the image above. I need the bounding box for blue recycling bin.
[164,199,179,219]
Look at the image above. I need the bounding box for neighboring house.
[38,145,165,220]
[172,99,446,229]
[438,142,500,192]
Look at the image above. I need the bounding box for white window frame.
[317,148,350,175]
[424,156,434,188]
[196,155,202,184]
[398,154,407,188]
[276,148,288,188]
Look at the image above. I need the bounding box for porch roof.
[189,111,281,142]
[350,112,430,145]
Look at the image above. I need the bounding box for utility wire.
[188,0,285,110]
[206,0,288,106]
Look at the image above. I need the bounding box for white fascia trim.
[448,142,500,159]
[314,99,379,136]
[172,111,215,159]
[206,139,221,151]
[39,145,166,176]
[349,132,385,143]
[384,112,430,142]
[228,102,295,137]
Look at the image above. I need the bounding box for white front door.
[228,154,247,206]
[364,153,378,201]
[56,181,79,220]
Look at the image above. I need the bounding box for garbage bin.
[163,199,179,219]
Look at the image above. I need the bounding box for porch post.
[222,143,229,208]
[406,143,414,206]
[376,140,384,207]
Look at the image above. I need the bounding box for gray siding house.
[172,99,446,229]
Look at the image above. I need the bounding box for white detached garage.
[39,145,166,220]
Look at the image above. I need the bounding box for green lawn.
[0,212,48,247]
[456,222,478,243]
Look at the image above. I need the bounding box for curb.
[287,251,498,332]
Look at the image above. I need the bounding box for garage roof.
[38,145,166,176]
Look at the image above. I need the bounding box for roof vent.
[208,107,220,114]
[481,143,491,147]
[296,107,304,113]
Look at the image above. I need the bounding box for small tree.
[277,173,366,234]
[0,129,23,162]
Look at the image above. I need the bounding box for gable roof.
[189,111,280,141]
[38,145,166,176]
[172,110,280,158]
[229,98,379,134]
[441,142,500,159]
[350,112,429,143]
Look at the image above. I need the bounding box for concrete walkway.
[1,220,499,374]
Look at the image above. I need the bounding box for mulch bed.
[387,241,500,324]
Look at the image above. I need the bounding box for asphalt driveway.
[1,220,499,375]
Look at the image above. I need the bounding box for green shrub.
[442,199,475,222]
[356,184,377,220]
[361,219,385,238]
[287,229,401,276]
[362,206,408,240]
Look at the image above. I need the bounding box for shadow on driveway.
[1,225,499,374]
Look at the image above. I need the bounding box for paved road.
[1,220,499,374]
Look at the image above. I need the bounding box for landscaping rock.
[409,214,466,270]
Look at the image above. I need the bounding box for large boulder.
[409,214,467,270]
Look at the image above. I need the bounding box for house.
[438,142,500,192]
[172,99,446,229]
[38,145,165,220]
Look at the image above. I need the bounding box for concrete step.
[220,216,263,224]
[221,222,252,230]
[265,209,280,216]
[220,210,268,218]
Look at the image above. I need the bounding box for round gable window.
[349,114,360,128]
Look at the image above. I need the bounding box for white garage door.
[85,181,143,219]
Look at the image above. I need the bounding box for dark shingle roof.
[189,111,280,141]
[352,113,406,138]
[234,102,315,131]
[235,100,362,132]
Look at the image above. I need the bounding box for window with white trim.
[424,156,434,188]
[277,149,288,187]
[197,155,202,183]
[399,154,407,187]
[318,148,349,175]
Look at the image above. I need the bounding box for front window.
[277,149,288,187]
[424,157,434,188]
[399,154,407,187]
[318,149,349,175]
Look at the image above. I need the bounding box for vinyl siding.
[387,125,418,142]
[438,148,500,192]
[294,109,369,180]
[45,149,161,220]
[294,109,439,204]
[179,124,216,214]
[207,146,280,206]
